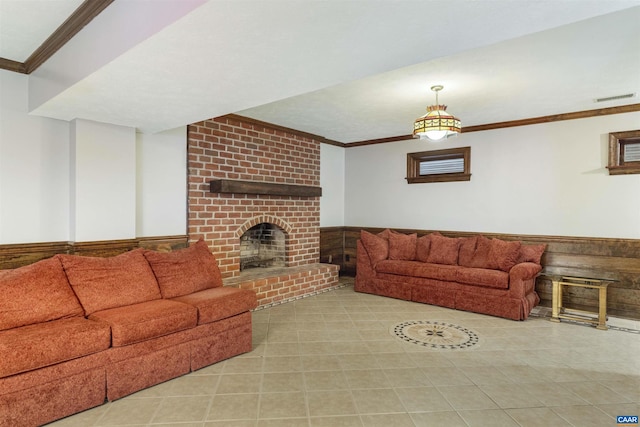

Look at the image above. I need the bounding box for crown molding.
[224,114,345,147]
[0,58,26,74]
[462,103,640,133]
[0,0,113,74]
[346,103,640,147]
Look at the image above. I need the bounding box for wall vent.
[594,93,636,103]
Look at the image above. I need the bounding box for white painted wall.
[136,128,187,237]
[1,70,190,245]
[0,70,70,244]
[4,64,638,244]
[345,112,640,239]
[70,119,136,241]
[320,143,345,227]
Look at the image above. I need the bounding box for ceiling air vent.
[594,93,636,103]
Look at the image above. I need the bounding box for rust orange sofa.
[355,230,544,321]
[0,240,257,427]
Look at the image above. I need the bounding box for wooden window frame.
[406,147,471,184]
[608,130,640,175]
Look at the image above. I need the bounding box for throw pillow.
[144,239,223,299]
[59,249,161,316]
[0,257,84,331]
[426,234,461,265]
[360,230,389,265]
[415,234,432,262]
[388,232,417,260]
[517,243,547,264]
[458,236,479,267]
[487,238,522,272]
[467,235,492,269]
[377,229,393,240]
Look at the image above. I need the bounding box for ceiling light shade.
[413,85,461,141]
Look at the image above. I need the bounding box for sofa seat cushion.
[456,267,509,289]
[143,239,224,299]
[172,287,258,325]
[0,257,84,331]
[89,300,197,347]
[376,260,458,282]
[59,249,161,316]
[0,317,111,378]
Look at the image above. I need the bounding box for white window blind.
[419,157,464,175]
[624,143,640,162]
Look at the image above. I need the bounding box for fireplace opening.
[239,223,286,271]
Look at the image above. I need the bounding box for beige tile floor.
[49,281,639,427]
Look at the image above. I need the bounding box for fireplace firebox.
[239,223,286,271]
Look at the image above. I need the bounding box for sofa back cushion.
[465,235,492,269]
[59,249,161,316]
[426,234,461,265]
[144,239,224,299]
[388,232,417,261]
[360,230,389,266]
[0,257,84,331]
[458,236,479,267]
[517,243,546,265]
[487,238,522,272]
[377,228,393,240]
[464,236,522,271]
[415,234,432,262]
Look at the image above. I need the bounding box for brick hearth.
[225,264,340,308]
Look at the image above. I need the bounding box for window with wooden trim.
[406,147,471,184]
[608,130,640,175]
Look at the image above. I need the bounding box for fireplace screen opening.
[239,223,286,271]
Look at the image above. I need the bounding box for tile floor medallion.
[391,320,480,350]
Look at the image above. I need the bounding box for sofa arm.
[508,262,542,299]
[510,262,542,281]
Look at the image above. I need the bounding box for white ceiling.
[0,0,83,61]
[2,0,640,143]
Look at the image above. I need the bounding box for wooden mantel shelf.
[209,179,322,197]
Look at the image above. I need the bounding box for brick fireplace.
[187,115,339,307]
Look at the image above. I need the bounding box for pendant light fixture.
[413,85,461,141]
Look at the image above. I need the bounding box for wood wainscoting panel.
[72,235,190,257]
[321,226,640,320]
[71,239,140,257]
[0,241,71,270]
[138,235,189,252]
[319,227,344,268]
[0,235,189,269]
